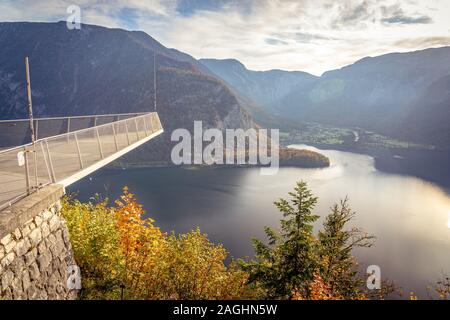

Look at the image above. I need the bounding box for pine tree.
[241,181,321,299]
[318,198,375,299]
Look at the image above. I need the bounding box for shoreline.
[104,142,450,193]
[285,141,450,193]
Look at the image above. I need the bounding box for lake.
[68,144,450,298]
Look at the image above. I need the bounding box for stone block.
[37,252,51,272]
[11,257,25,275]
[0,234,12,246]
[37,240,47,255]
[41,222,50,238]
[38,289,48,300]
[24,248,37,266]
[21,225,31,238]
[49,215,60,233]
[4,238,16,254]
[2,287,12,300]
[1,252,15,268]
[22,270,31,292]
[11,277,23,297]
[28,262,40,281]
[29,228,42,247]
[13,228,22,240]
[26,282,38,299]
[1,269,14,291]
[62,227,71,244]
[34,215,43,227]
[41,209,53,221]
[14,238,31,257]
[48,233,57,246]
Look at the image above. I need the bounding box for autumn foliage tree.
[62,187,252,300]
[63,182,404,300]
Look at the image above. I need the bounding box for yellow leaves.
[62,187,251,300]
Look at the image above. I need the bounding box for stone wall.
[0,185,77,300]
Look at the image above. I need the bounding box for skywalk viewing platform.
[0,112,163,210]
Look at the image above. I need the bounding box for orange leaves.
[291,273,343,300]
[112,187,166,299]
[63,187,251,300]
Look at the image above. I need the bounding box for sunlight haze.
[1,0,449,75]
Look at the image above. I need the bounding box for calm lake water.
[69,144,450,298]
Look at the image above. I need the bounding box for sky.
[0,0,449,75]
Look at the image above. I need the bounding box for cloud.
[380,3,432,25]
[333,0,373,27]
[176,0,236,16]
[382,14,432,24]
[394,37,450,48]
[265,38,289,46]
[0,0,448,75]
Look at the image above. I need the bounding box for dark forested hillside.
[398,74,450,147]
[291,47,450,139]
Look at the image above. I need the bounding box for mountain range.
[201,48,450,148]
[0,21,449,157]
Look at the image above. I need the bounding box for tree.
[241,181,321,299]
[62,187,252,300]
[318,198,375,299]
[61,196,122,299]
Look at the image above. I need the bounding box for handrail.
[35,113,151,144]
[0,113,152,155]
[0,112,153,151]
[0,112,148,123]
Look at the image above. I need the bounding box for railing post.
[40,141,52,183]
[96,128,104,159]
[33,143,38,188]
[44,140,56,183]
[143,115,149,136]
[134,118,140,140]
[112,123,119,151]
[148,114,154,133]
[74,133,84,169]
[24,147,31,195]
[125,120,131,145]
[35,119,39,140]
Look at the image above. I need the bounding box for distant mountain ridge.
[201,47,450,148]
[199,58,317,115]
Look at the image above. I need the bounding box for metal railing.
[0,112,149,149]
[0,112,162,210]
